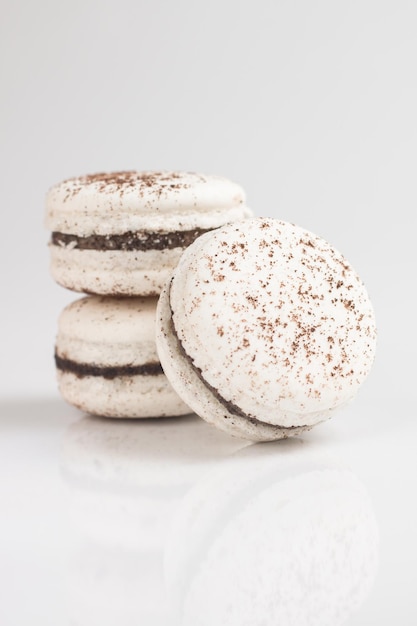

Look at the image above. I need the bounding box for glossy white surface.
[1,0,415,622]
[1,392,415,625]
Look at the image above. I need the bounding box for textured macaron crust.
[56,295,191,418]
[46,171,249,295]
[156,218,377,442]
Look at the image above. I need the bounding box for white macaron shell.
[57,296,159,366]
[169,219,376,428]
[46,171,247,236]
[57,371,189,418]
[49,245,185,296]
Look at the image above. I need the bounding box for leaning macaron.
[46,170,250,295]
[156,217,377,442]
[56,295,191,418]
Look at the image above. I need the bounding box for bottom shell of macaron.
[57,370,191,419]
[49,244,184,296]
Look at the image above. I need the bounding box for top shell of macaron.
[56,295,161,367]
[58,295,159,344]
[45,170,248,235]
[169,217,377,425]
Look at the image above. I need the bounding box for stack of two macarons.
[47,171,251,419]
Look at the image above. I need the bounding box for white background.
[1,0,416,624]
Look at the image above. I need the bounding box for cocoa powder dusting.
[60,171,205,201]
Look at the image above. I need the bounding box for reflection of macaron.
[61,414,247,550]
[55,295,190,418]
[157,217,377,441]
[46,170,250,295]
[62,415,247,626]
[165,444,379,626]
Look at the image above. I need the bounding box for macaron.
[45,170,250,295]
[55,295,191,418]
[156,217,377,442]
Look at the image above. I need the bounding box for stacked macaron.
[46,170,250,418]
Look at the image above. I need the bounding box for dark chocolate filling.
[51,228,213,252]
[167,281,307,431]
[55,352,163,380]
